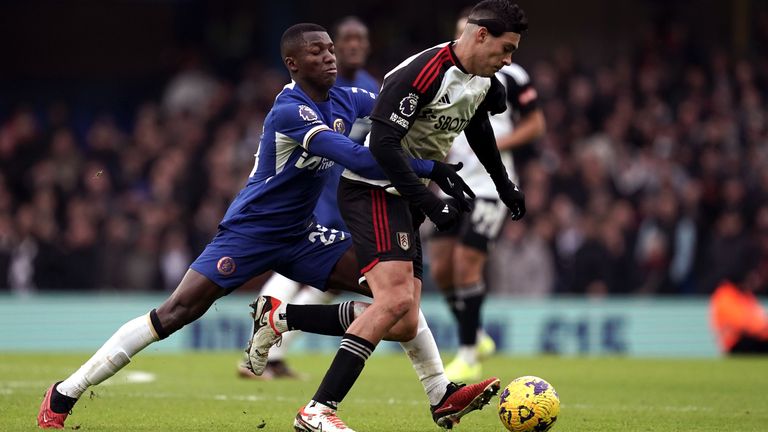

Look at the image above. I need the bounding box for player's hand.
[429,161,476,212]
[497,180,526,220]
[422,195,461,231]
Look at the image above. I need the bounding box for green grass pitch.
[1,352,767,431]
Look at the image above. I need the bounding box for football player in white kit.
[427,11,546,383]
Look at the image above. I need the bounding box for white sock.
[259,272,301,300]
[458,345,478,365]
[400,310,450,406]
[57,313,159,399]
[271,287,335,360]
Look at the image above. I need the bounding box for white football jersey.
[442,64,538,198]
[342,42,505,190]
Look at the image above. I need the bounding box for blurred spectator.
[160,228,192,291]
[701,211,752,293]
[488,220,554,297]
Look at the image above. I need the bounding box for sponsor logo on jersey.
[217,257,236,276]
[295,151,335,171]
[298,105,319,122]
[333,118,346,134]
[389,112,410,129]
[434,115,471,132]
[397,232,410,250]
[399,93,419,117]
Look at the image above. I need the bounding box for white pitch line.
[565,403,713,412]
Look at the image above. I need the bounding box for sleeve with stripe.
[272,102,331,150]
[501,65,539,115]
[367,46,450,210]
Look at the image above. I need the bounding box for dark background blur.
[1,0,767,296]
[2,0,764,118]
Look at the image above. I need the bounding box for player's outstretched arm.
[309,129,433,178]
[309,129,471,202]
[464,113,525,220]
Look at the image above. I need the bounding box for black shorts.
[431,197,508,253]
[338,178,425,280]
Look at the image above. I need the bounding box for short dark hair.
[469,0,528,35]
[280,23,328,58]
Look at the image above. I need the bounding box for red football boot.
[37,382,75,429]
[430,377,501,429]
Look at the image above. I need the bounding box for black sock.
[286,302,355,336]
[149,309,169,340]
[50,382,78,414]
[456,281,486,346]
[445,288,462,322]
[313,333,375,409]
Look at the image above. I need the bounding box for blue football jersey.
[219,81,377,239]
[314,71,381,230]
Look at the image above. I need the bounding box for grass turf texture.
[1,352,767,431]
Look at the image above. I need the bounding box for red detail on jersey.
[371,190,391,252]
[518,87,538,105]
[378,190,391,250]
[371,190,383,252]
[412,46,453,93]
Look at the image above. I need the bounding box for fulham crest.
[397,232,411,250]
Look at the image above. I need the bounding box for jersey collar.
[448,42,468,74]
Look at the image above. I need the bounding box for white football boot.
[245,296,284,375]
[293,401,356,432]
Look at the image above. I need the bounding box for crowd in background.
[1,23,767,297]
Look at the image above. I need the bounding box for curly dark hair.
[469,0,528,34]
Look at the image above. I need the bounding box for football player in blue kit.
[245,16,381,380]
[37,23,479,429]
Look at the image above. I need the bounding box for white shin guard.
[56,313,159,399]
[400,309,450,406]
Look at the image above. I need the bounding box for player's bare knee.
[384,296,413,321]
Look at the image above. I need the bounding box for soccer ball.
[498,376,560,432]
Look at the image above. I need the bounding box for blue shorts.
[190,224,351,293]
